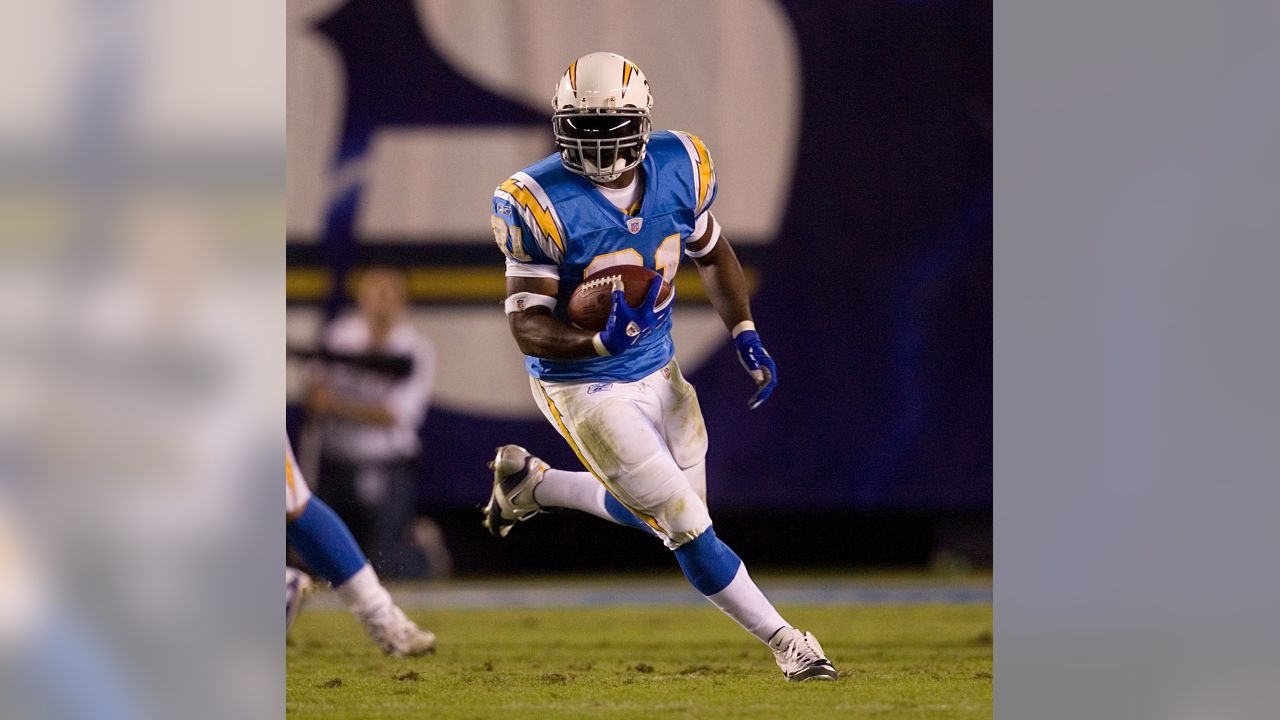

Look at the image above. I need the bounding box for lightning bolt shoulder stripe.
[672,131,717,216]
[495,173,567,264]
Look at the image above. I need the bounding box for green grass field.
[287,598,992,719]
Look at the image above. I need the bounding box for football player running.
[286,439,436,656]
[484,52,838,682]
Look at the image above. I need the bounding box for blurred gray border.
[997,2,1280,717]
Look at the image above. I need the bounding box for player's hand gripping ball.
[568,265,673,331]
[570,266,673,356]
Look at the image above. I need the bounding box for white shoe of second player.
[482,444,549,538]
[361,605,437,657]
[768,627,840,682]
[286,567,314,636]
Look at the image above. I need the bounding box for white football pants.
[531,359,711,548]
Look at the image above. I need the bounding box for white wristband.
[731,320,757,338]
[504,292,557,315]
[592,333,610,356]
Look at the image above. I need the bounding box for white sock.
[706,564,789,645]
[334,564,394,621]
[532,469,614,523]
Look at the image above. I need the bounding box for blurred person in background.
[304,267,451,579]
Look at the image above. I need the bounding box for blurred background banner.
[287,0,991,568]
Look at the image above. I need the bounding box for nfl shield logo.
[627,217,644,234]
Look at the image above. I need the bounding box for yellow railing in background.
[285,266,759,302]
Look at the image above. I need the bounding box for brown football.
[567,265,673,331]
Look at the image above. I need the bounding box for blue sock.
[287,497,368,586]
[674,526,743,596]
[604,491,658,535]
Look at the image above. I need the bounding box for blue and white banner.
[287,0,991,511]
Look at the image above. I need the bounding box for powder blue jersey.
[492,130,718,382]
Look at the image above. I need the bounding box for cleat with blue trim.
[768,627,840,682]
[482,445,549,538]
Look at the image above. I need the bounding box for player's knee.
[672,526,742,595]
[654,487,711,549]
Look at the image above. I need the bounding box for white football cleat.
[769,627,840,682]
[482,445,549,538]
[286,567,313,636]
[362,606,436,657]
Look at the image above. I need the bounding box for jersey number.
[491,215,531,262]
[584,234,680,282]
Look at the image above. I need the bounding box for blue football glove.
[733,326,777,410]
[593,277,672,356]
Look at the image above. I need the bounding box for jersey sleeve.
[492,174,566,279]
[672,131,718,218]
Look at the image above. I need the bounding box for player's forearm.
[694,238,754,332]
[510,309,601,359]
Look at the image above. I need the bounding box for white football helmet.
[552,52,653,183]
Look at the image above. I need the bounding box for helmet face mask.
[551,52,654,184]
[552,108,651,183]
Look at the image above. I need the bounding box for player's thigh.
[538,381,678,505]
[658,361,709,472]
[573,402,710,544]
[681,460,707,506]
[568,392,712,542]
[535,378,712,545]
